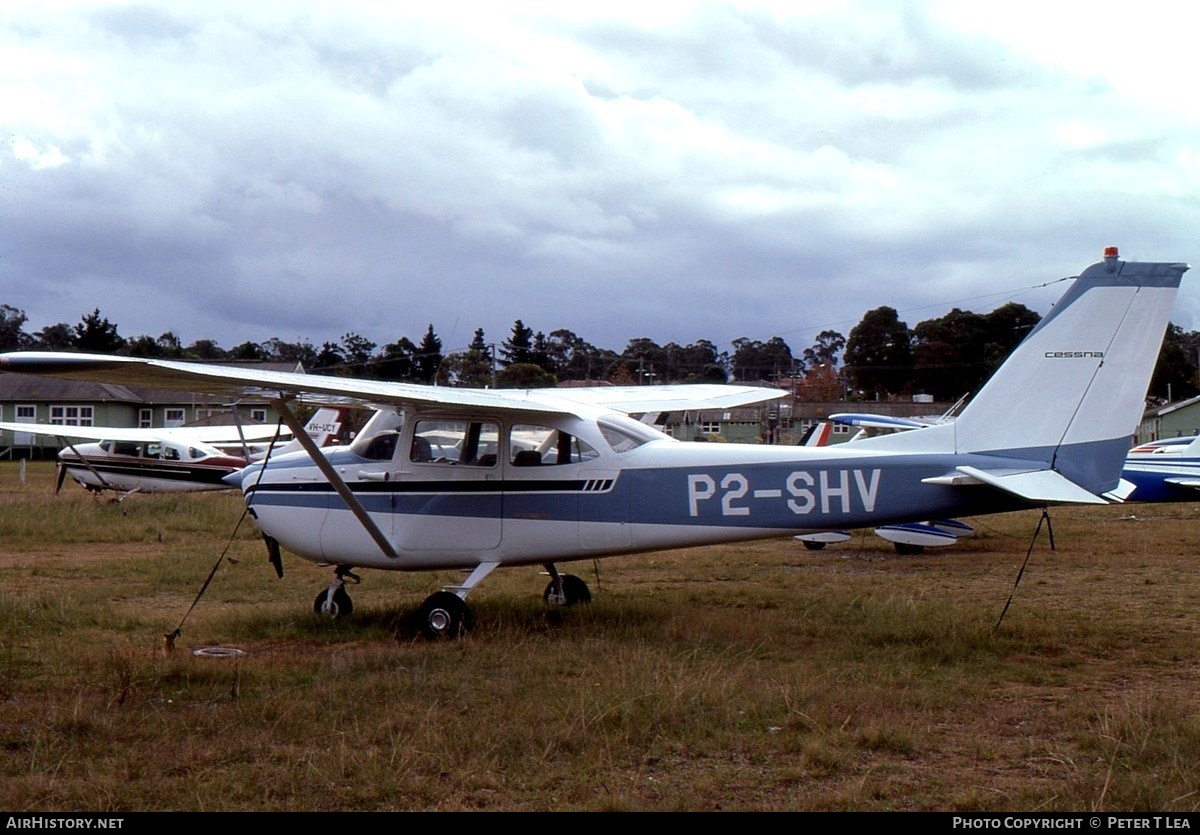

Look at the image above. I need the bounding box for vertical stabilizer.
[952,249,1186,492]
[850,248,1187,498]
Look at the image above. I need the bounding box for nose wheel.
[313,569,361,618]
[313,586,353,618]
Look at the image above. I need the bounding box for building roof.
[1144,395,1200,419]
[0,373,145,403]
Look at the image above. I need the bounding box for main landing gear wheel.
[313,586,353,618]
[801,540,826,551]
[543,574,592,606]
[419,591,474,639]
[894,542,925,556]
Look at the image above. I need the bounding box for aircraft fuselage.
[60,442,246,493]
[238,411,1033,572]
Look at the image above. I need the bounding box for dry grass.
[2,460,1200,811]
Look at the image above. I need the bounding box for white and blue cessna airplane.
[0,249,1186,637]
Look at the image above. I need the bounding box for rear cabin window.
[597,419,659,453]
[509,424,598,466]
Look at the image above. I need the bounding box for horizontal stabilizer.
[953,465,1107,505]
[793,530,851,544]
[1164,478,1200,490]
[1102,479,1139,502]
[875,523,959,548]
[930,519,974,537]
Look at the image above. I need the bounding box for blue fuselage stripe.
[244,451,1047,530]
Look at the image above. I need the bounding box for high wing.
[0,354,784,417]
[0,420,281,447]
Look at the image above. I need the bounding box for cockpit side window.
[411,419,498,467]
[352,410,406,461]
[362,431,399,461]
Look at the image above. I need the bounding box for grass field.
[2,460,1200,811]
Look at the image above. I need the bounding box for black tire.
[419,591,473,639]
[801,540,826,551]
[894,543,925,556]
[543,573,592,606]
[313,586,353,618]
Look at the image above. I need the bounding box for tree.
[34,323,75,350]
[227,341,264,361]
[794,362,845,401]
[545,329,615,382]
[311,341,346,372]
[910,303,1040,400]
[1150,323,1200,403]
[500,320,535,367]
[339,333,377,369]
[664,340,727,382]
[378,336,418,381]
[413,324,443,383]
[262,338,316,367]
[801,330,845,369]
[911,308,986,399]
[844,306,913,400]
[74,309,125,353]
[730,336,793,383]
[495,362,557,388]
[618,338,667,384]
[531,331,555,374]
[0,305,31,351]
[450,328,494,387]
[128,332,185,358]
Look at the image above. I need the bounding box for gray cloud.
[3,2,1197,359]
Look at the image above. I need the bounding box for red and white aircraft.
[0,409,341,499]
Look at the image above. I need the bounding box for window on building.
[139,408,152,428]
[165,408,185,427]
[49,406,94,426]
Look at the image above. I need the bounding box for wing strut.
[270,397,399,561]
[57,435,114,493]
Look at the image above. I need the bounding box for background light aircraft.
[0,409,341,499]
[794,413,980,554]
[0,249,1186,638]
[1120,435,1200,503]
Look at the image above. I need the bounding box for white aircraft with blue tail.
[0,248,1185,637]
[1120,435,1200,503]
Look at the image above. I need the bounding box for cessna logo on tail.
[1045,351,1104,358]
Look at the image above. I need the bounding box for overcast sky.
[3,1,1198,360]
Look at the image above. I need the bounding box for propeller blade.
[55,461,67,494]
